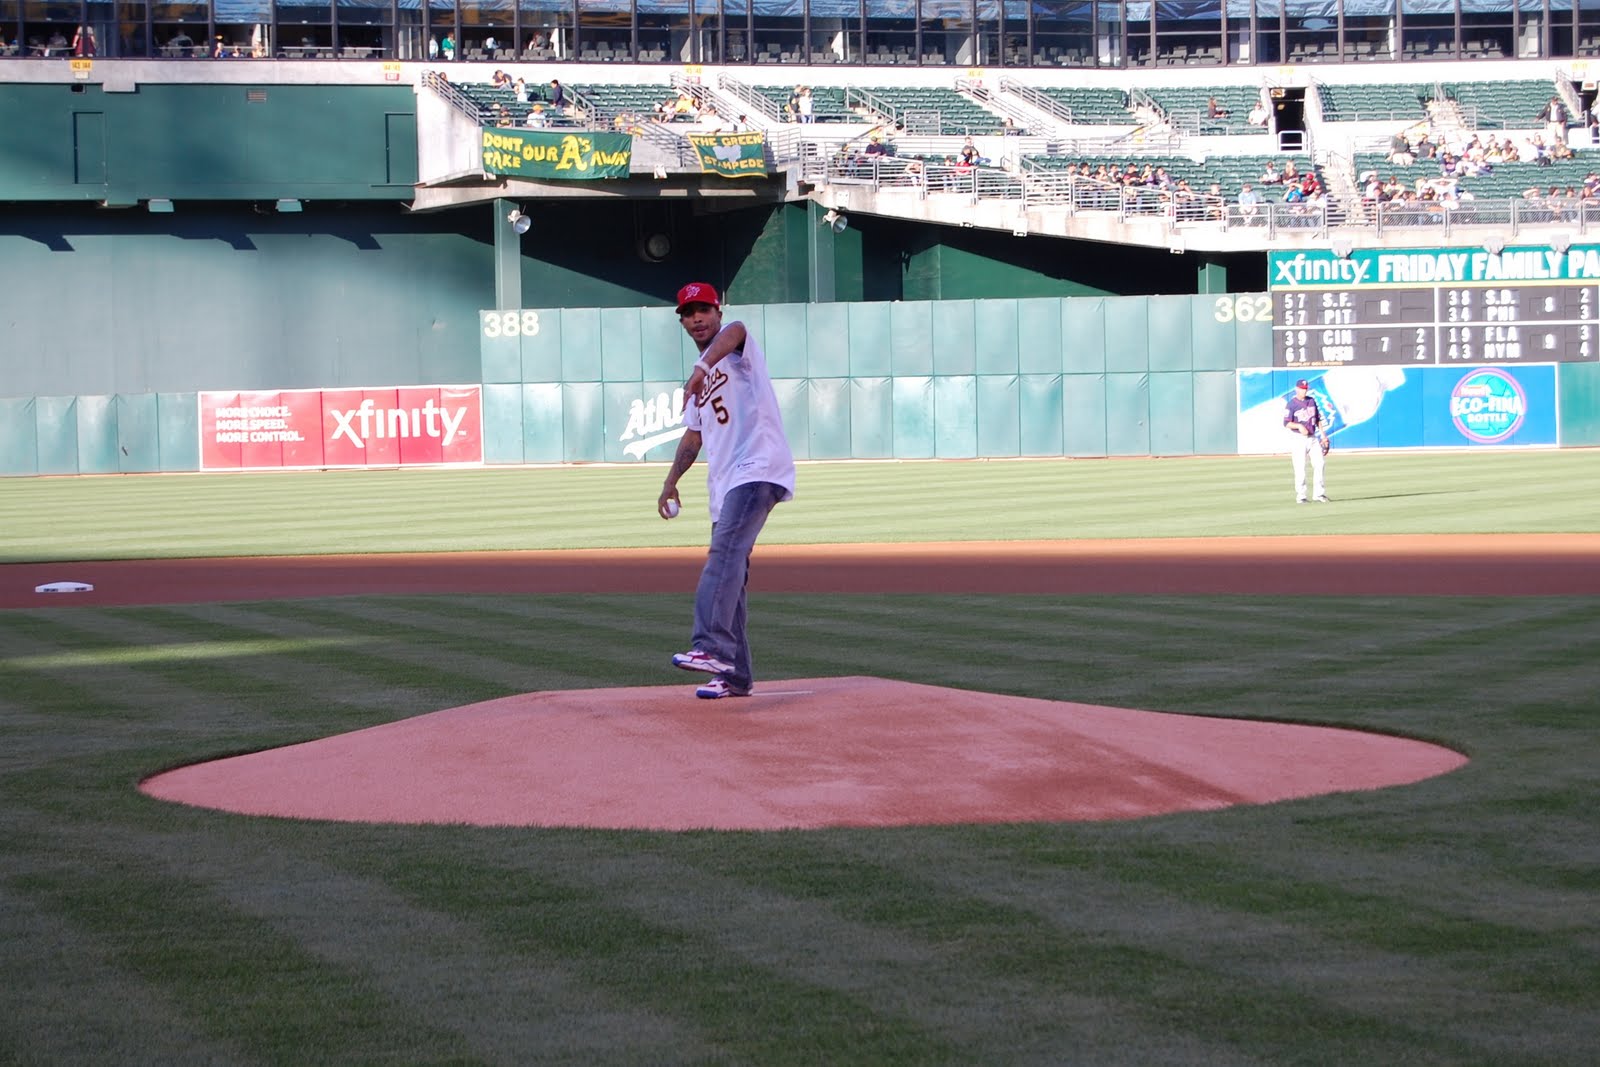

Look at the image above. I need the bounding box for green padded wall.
[1559,362,1600,445]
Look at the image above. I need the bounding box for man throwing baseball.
[657,283,796,699]
[1284,377,1330,503]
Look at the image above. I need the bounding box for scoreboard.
[1268,244,1600,368]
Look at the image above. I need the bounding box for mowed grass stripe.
[653,829,1481,1064]
[5,841,477,1065]
[6,451,1600,562]
[347,846,962,1066]
[555,838,1259,1066]
[0,881,243,1066]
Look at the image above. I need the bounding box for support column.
[493,197,523,310]
[1195,254,1227,294]
[806,200,838,303]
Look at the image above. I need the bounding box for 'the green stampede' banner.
[688,132,768,178]
[481,128,632,180]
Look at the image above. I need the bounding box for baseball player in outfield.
[657,282,796,699]
[1284,378,1329,503]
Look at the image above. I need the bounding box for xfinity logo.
[1273,253,1373,287]
[330,398,469,449]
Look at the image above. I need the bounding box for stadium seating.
[1144,86,1261,134]
[1033,87,1135,125]
[1439,81,1561,129]
[1353,153,1598,202]
[850,86,1004,134]
[1027,153,1325,197]
[750,84,854,122]
[1317,82,1429,121]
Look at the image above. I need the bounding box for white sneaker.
[1314,494,1329,503]
[695,677,750,699]
[672,649,734,674]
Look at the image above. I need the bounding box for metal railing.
[715,72,784,123]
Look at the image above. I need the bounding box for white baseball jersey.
[684,323,796,522]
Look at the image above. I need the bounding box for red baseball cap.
[675,282,720,314]
[1295,379,1310,390]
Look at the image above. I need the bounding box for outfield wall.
[5,293,1598,475]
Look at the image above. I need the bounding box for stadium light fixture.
[1331,238,1353,259]
[146,198,175,213]
[275,198,303,213]
[1550,233,1572,256]
[507,208,532,235]
[822,209,848,234]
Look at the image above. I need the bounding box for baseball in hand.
[664,499,680,518]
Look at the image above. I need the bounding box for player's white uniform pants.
[1289,432,1325,500]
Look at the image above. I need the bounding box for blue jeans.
[691,480,784,692]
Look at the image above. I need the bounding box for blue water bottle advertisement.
[1236,365,1558,452]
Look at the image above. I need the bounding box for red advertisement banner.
[199,386,483,470]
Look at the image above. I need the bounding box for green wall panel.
[0,397,38,475]
[1558,362,1600,445]
[1147,296,1194,372]
[115,393,161,473]
[518,308,569,383]
[640,308,686,382]
[803,304,850,379]
[892,376,936,458]
[523,384,565,463]
[932,301,977,376]
[1019,374,1064,456]
[975,300,1021,376]
[1104,373,1152,456]
[35,396,79,475]
[1062,374,1107,456]
[1237,312,1274,368]
[72,394,113,475]
[600,310,644,384]
[934,376,978,458]
[482,384,528,464]
[976,375,1021,457]
[1018,298,1064,374]
[1192,371,1240,455]
[562,383,605,462]
[1147,372,1195,456]
[157,393,199,473]
[807,378,854,460]
[847,303,893,376]
[1104,299,1152,373]
[772,379,811,461]
[1192,297,1239,371]
[1061,299,1107,373]
[560,310,603,384]
[480,311,522,384]
[849,377,894,458]
[762,304,810,379]
[890,303,935,377]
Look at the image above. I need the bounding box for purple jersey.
[1285,394,1323,436]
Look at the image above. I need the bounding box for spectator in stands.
[514,77,528,104]
[1237,183,1261,223]
[549,79,566,110]
[71,25,95,57]
[863,133,889,157]
[1413,134,1437,160]
[45,30,68,55]
[491,69,511,89]
[1552,137,1576,161]
[428,36,439,60]
[441,33,455,61]
[1281,160,1300,184]
[525,104,548,129]
[212,34,227,58]
[1001,116,1020,136]
[1589,101,1600,146]
[959,137,981,166]
[1247,99,1269,127]
[785,86,802,122]
[798,86,814,124]
[1538,96,1568,148]
[484,34,498,53]
[1260,160,1281,185]
[1207,96,1229,120]
[1388,131,1414,166]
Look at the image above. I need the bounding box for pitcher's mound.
[141,677,1464,830]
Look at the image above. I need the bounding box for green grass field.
[2,454,1598,1064]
